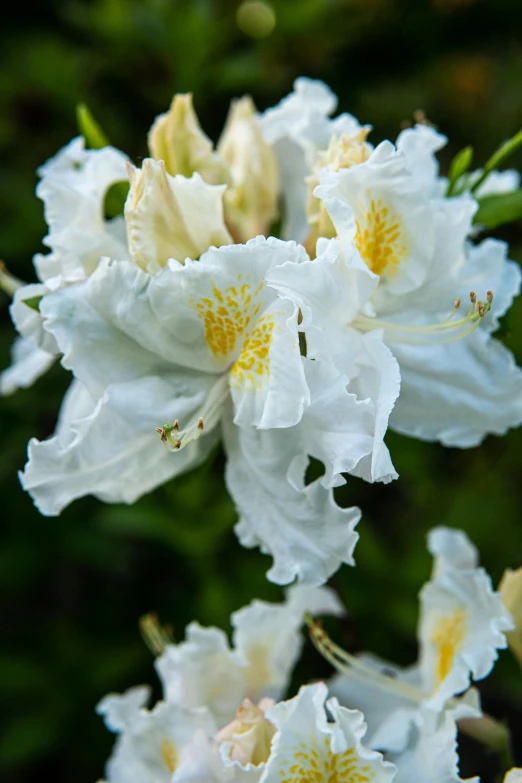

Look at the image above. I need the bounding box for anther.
[155,426,167,442]
[477,301,485,317]
[454,297,461,310]
[173,419,179,431]
[487,290,493,304]
[470,291,476,305]
[173,440,181,450]
[197,418,204,430]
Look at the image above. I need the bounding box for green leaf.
[446,146,473,196]
[104,180,130,218]
[471,128,522,194]
[474,190,522,230]
[76,103,110,149]
[22,295,43,312]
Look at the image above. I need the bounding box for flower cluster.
[2,77,522,781]
[3,78,522,589]
[96,527,515,783]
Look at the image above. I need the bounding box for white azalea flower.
[325,527,511,753]
[97,591,343,783]
[20,231,368,584]
[504,770,522,783]
[268,133,522,448]
[97,687,216,783]
[156,586,343,726]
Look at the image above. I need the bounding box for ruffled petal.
[223,412,360,586]
[0,337,55,395]
[390,327,522,447]
[21,374,218,515]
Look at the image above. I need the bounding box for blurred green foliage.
[2,1,522,781]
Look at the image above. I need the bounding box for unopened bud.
[217,95,280,242]
[148,93,230,185]
[125,159,231,271]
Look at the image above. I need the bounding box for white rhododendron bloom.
[327,527,512,767]
[20,234,365,584]
[97,588,357,783]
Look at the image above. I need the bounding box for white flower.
[97,592,345,783]
[504,770,522,783]
[21,231,369,584]
[268,128,522,449]
[97,687,215,783]
[327,527,511,751]
[156,586,343,726]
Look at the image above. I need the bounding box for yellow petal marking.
[279,738,374,783]
[161,738,178,774]
[355,196,409,277]
[230,314,275,390]
[431,608,467,688]
[192,278,264,361]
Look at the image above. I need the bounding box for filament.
[352,291,493,346]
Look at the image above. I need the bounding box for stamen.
[155,375,229,453]
[352,289,493,345]
[304,613,425,704]
[139,612,174,655]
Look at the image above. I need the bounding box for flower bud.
[148,93,230,185]
[216,697,276,767]
[499,566,522,666]
[218,96,280,242]
[125,159,231,271]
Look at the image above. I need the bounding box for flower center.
[352,290,493,345]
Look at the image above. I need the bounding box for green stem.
[471,129,522,194]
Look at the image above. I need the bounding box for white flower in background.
[97,589,345,783]
[1,136,129,394]
[504,770,522,783]
[326,527,512,762]
[156,585,343,726]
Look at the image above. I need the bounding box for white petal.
[0,337,55,395]
[21,375,217,515]
[427,527,478,577]
[418,564,513,710]
[259,78,337,145]
[231,587,343,701]
[262,683,395,783]
[10,282,60,355]
[103,700,214,783]
[96,686,152,732]
[229,298,309,429]
[155,623,246,728]
[390,327,522,447]
[223,415,360,586]
[395,124,447,193]
[35,136,129,283]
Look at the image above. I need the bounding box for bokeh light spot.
[236,1,276,39]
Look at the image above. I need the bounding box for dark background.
[1,1,522,780]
